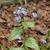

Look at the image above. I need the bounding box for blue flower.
[21,7,26,11]
[13,6,28,16]
[16,16,21,22]
[21,10,28,15]
[17,10,21,15]
[17,6,27,15]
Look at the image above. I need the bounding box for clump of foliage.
[7,19,40,50]
[8,20,35,41]
[9,37,40,50]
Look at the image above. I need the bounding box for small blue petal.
[16,16,21,21]
[17,10,21,15]
[21,10,28,15]
[21,8,26,11]
[18,6,22,10]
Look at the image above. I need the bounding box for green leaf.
[22,21,35,29]
[8,27,23,41]
[48,30,50,35]
[24,37,40,50]
[9,47,25,50]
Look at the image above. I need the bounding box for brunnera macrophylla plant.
[8,20,35,41]
[9,37,40,50]
[8,20,40,50]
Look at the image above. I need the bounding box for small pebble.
[32,12,38,17]
[13,11,17,14]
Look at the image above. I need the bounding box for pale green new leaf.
[9,47,25,50]
[8,27,23,41]
[22,21,35,29]
[24,37,40,50]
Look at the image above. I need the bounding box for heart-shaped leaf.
[24,37,40,50]
[22,21,35,29]
[9,47,25,50]
[8,27,23,41]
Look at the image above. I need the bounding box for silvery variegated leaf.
[24,37,40,50]
[8,27,23,41]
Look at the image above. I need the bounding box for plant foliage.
[8,27,23,41]
[24,37,40,50]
